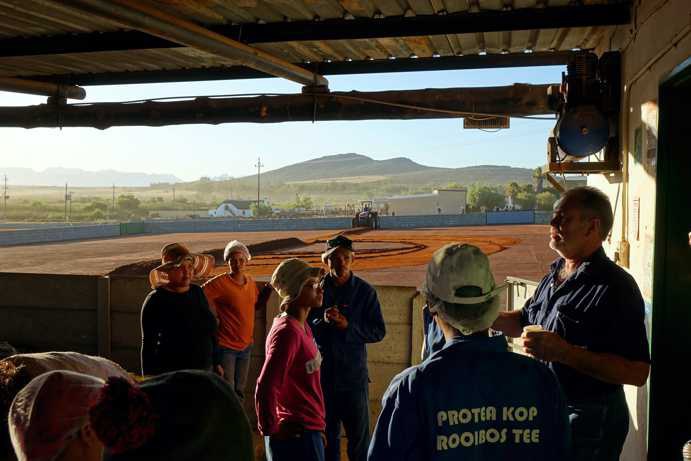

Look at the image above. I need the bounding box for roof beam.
[0,84,558,129]
[0,77,85,100]
[66,0,327,87]
[30,51,574,86]
[0,4,632,58]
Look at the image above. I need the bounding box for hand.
[215,364,225,378]
[324,307,348,330]
[274,421,304,440]
[521,330,572,363]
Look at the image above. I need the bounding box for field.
[0,225,555,286]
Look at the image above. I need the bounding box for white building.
[380,189,467,216]
[208,200,257,218]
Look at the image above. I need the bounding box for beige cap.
[270,258,324,305]
[424,243,505,305]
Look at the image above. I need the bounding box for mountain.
[233,153,533,186]
[0,167,181,187]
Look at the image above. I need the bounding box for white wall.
[590,1,691,458]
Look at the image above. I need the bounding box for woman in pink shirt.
[255,258,326,461]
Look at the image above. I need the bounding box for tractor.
[352,200,380,229]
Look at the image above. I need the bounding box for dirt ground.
[0,225,555,286]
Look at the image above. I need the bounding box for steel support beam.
[0,84,558,129]
[29,51,574,86]
[68,0,327,87]
[0,4,631,58]
[0,77,85,100]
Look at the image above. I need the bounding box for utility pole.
[111,184,115,220]
[172,184,176,202]
[254,157,264,213]
[2,174,8,220]
[64,183,69,222]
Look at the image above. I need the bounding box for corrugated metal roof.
[0,0,626,83]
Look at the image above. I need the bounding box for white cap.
[223,240,251,262]
[423,243,506,335]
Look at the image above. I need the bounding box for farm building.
[380,189,467,216]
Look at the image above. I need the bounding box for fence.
[0,211,553,246]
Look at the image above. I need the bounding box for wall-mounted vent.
[463,116,510,129]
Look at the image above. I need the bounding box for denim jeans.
[569,388,629,461]
[219,345,252,401]
[265,431,325,461]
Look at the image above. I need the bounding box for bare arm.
[523,331,650,386]
[492,309,524,338]
[561,344,650,387]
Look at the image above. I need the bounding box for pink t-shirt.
[255,315,325,436]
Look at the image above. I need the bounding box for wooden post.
[97,276,112,357]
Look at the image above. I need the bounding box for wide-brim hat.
[149,243,215,289]
[270,258,324,306]
[321,234,354,264]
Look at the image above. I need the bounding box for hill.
[232,153,533,186]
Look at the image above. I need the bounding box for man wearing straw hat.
[141,243,219,376]
[368,243,570,461]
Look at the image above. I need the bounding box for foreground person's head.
[9,370,106,461]
[90,370,253,461]
[424,243,505,338]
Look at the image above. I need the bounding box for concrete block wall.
[0,273,102,354]
[0,224,120,246]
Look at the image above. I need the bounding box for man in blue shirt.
[493,186,651,461]
[309,235,386,461]
[368,243,570,461]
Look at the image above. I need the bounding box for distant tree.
[468,184,505,210]
[536,191,559,210]
[251,202,273,218]
[117,194,141,211]
[505,182,521,205]
[83,201,107,213]
[515,191,537,210]
[533,167,544,193]
[90,210,106,221]
[446,182,464,189]
[292,193,313,210]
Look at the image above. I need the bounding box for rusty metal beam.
[0,84,558,129]
[31,51,574,86]
[0,4,632,58]
[68,0,328,87]
[0,77,85,100]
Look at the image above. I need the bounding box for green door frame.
[648,56,691,461]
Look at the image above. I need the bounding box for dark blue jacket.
[368,334,570,461]
[521,247,651,401]
[309,273,386,391]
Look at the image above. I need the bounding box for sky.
[1,65,563,182]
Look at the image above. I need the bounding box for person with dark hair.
[89,370,253,461]
[203,240,259,401]
[368,244,570,461]
[1,352,133,461]
[255,258,326,461]
[308,235,386,461]
[141,243,219,376]
[492,185,651,461]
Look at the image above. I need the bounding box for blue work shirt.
[421,304,445,361]
[521,246,651,401]
[368,334,570,461]
[309,273,386,391]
